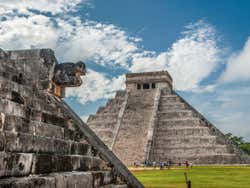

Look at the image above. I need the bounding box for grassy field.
[131,166,250,188]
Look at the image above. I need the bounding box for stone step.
[153,154,239,164]
[157,118,203,127]
[160,95,181,102]
[87,121,117,130]
[159,102,187,110]
[0,74,32,89]
[87,119,117,125]
[32,121,65,139]
[100,107,123,114]
[98,99,124,114]
[0,81,58,113]
[157,110,197,119]
[0,98,26,117]
[152,145,230,155]
[95,130,114,138]
[33,155,109,174]
[155,127,210,137]
[88,114,119,122]
[0,98,67,126]
[0,152,33,177]
[0,152,108,178]
[0,171,116,188]
[153,136,217,145]
[2,131,91,155]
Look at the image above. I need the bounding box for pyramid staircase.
[149,89,250,164]
[88,91,127,148]
[0,49,143,188]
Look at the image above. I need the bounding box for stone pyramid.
[0,49,143,188]
[88,71,250,166]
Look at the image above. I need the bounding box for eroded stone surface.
[0,49,137,188]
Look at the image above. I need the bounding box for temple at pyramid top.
[125,71,173,91]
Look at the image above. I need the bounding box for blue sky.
[0,0,250,140]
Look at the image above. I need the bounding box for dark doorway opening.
[152,83,156,89]
[143,83,150,89]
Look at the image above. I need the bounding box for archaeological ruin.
[88,71,250,166]
[0,48,144,188]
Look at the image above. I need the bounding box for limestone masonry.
[0,49,143,188]
[88,71,250,166]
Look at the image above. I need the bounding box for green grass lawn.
[132,166,250,188]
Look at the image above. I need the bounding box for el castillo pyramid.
[87,71,250,166]
[0,49,143,188]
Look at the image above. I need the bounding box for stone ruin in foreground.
[88,71,250,166]
[0,49,144,188]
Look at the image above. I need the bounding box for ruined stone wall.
[0,49,138,188]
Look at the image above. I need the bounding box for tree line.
[225,133,250,155]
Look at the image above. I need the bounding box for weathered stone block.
[34,122,64,139]
[4,115,33,134]
[0,176,56,188]
[54,155,73,172]
[91,171,115,187]
[53,172,93,188]
[54,139,71,155]
[70,142,91,155]
[32,154,54,174]
[0,152,33,177]
[4,132,33,152]
[33,136,54,153]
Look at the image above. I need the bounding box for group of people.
[133,160,193,169]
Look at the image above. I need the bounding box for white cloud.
[0,15,59,50]
[0,1,223,102]
[0,0,84,15]
[130,21,222,91]
[220,37,250,83]
[66,69,125,104]
[56,20,140,68]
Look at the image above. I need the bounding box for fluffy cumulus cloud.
[220,37,250,83]
[0,0,83,15]
[131,21,222,91]
[67,70,125,104]
[0,0,223,101]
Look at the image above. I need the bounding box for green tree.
[226,133,250,155]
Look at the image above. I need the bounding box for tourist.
[167,160,171,170]
[152,161,156,168]
[178,162,181,167]
[160,162,164,170]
